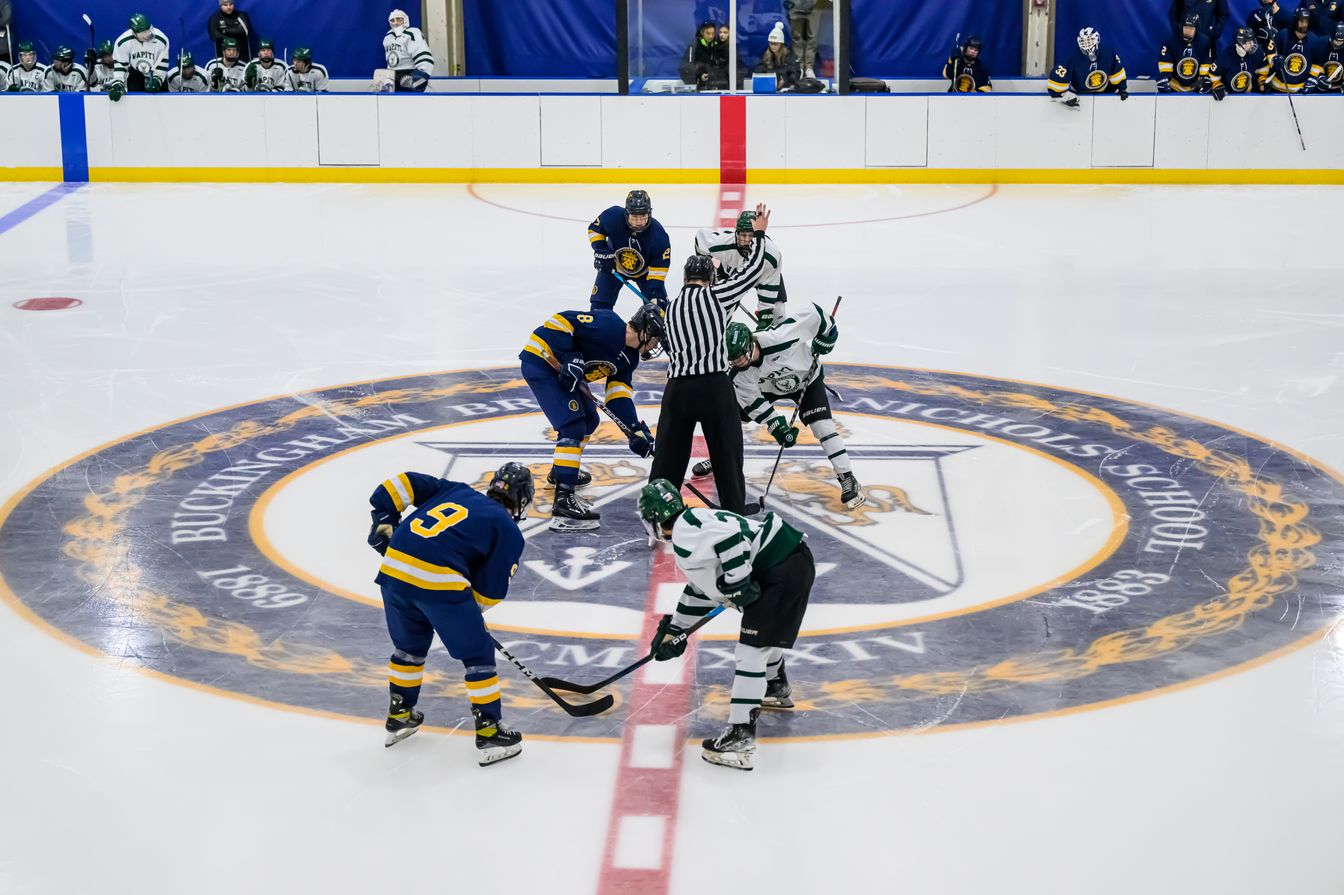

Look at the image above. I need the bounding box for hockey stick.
[491,637,615,716]
[948,32,961,92]
[754,295,842,514]
[540,605,726,694]
[539,350,722,511]
[1287,89,1307,150]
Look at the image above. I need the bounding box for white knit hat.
[767,22,785,44]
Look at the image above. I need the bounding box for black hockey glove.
[651,614,688,661]
[367,511,398,555]
[1212,82,1227,101]
[211,68,224,89]
[812,324,838,356]
[559,357,586,394]
[593,250,615,272]
[767,416,799,448]
[719,576,762,609]
[1118,87,1129,101]
[1156,78,1171,93]
[85,49,97,71]
[628,421,655,458]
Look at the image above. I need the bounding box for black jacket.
[755,45,800,89]
[1170,0,1230,41]
[680,37,726,87]
[207,9,255,59]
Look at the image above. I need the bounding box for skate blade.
[702,749,754,771]
[384,727,421,748]
[761,696,794,709]
[549,518,601,532]
[477,743,523,767]
[844,493,867,509]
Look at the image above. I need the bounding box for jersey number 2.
[411,502,469,537]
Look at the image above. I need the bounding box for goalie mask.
[389,9,409,36]
[1077,27,1100,59]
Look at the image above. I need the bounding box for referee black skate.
[649,203,773,515]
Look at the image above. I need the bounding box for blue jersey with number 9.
[370,472,524,609]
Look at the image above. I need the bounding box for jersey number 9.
[411,502,469,537]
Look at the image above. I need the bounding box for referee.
[649,203,772,514]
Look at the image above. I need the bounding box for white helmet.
[1077,27,1100,54]
[388,8,408,34]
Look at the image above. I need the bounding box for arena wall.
[2,93,1342,184]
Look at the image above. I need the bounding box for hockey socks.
[729,643,782,724]
[810,418,852,476]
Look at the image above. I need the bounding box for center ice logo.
[1,364,1340,741]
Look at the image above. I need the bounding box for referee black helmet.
[683,254,715,283]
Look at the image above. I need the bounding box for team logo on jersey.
[1231,70,1253,92]
[614,247,647,278]
[2,365,1342,742]
[1177,57,1199,79]
[1324,60,1343,84]
[1285,52,1308,76]
[583,360,617,382]
[955,73,975,93]
[1084,70,1108,91]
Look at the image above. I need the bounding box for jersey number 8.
[411,502,469,537]
[576,313,594,324]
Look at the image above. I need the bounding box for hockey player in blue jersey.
[588,190,671,312]
[1210,27,1275,96]
[1048,27,1129,107]
[1269,7,1326,91]
[1158,14,1215,92]
[520,303,665,531]
[943,36,993,92]
[1315,22,1344,89]
[1249,0,1294,52]
[368,461,533,766]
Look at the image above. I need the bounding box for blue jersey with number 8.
[370,472,524,608]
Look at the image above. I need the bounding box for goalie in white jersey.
[286,47,328,92]
[166,52,210,92]
[246,39,290,91]
[44,47,89,92]
[693,304,865,509]
[695,211,787,327]
[382,8,434,91]
[639,479,815,771]
[110,13,170,100]
[5,42,47,92]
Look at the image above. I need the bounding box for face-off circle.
[1,364,1341,741]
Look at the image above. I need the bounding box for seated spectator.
[756,22,800,90]
[207,36,248,92]
[944,35,992,92]
[1268,7,1324,91]
[208,0,254,60]
[88,41,117,92]
[384,9,433,92]
[167,51,210,92]
[1048,27,1128,106]
[6,41,47,92]
[1319,22,1344,89]
[1158,13,1213,92]
[1248,0,1293,53]
[287,47,328,93]
[1169,0,1229,45]
[679,21,727,90]
[245,38,289,91]
[784,0,821,79]
[1209,27,1273,96]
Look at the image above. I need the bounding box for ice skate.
[550,487,600,531]
[474,708,523,767]
[702,709,758,771]
[762,661,794,709]
[838,471,866,509]
[384,693,424,747]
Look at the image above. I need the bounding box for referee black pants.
[650,373,746,515]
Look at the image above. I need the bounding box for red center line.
[597,102,749,891]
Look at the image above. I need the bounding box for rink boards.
[1,92,1343,184]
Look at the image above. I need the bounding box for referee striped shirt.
[666,233,769,378]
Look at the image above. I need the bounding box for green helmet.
[17,41,35,55]
[259,38,274,51]
[55,46,75,61]
[639,479,685,528]
[98,40,114,56]
[179,51,195,66]
[725,322,753,362]
[735,211,756,234]
[222,37,239,49]
[294,47,313,62]
[129,12,152,32]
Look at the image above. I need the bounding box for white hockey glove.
[1052,90,1080,109]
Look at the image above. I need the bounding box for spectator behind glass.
[1169,0,1230,45]
[784,0,821,78]
[0,0,12,65]
[680,21,727,90]
[209,0,254,60]
[755,23,800,90]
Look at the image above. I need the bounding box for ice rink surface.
[1,181,1343,895]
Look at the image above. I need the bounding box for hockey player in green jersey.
[695,211,786,328]
[639,479,815,771]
